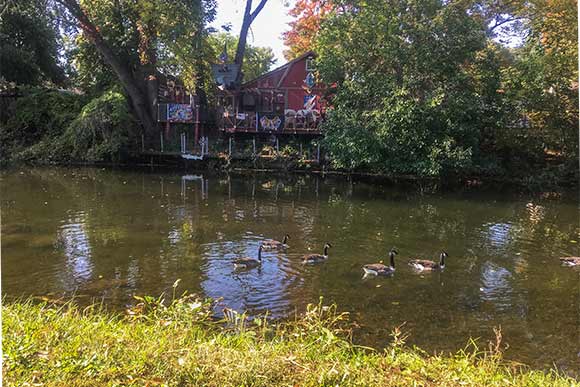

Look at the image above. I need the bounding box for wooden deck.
[220,127,322,135]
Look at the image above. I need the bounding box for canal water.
[1,167,578,373]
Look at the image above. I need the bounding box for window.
[261,91,273,112]
[276,92,285,104]
[305,58,315,71]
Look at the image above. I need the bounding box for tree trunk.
[58,0,158,140]
[234,0,269,85]
[234,0,253,68]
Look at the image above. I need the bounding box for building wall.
[242,55,324,112]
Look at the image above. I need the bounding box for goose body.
[233,245,263,269]
[262,234,290,250]
[363,249,397,276]
[409,251,448,271]
[302,243,332,264]
[560,256,580,266]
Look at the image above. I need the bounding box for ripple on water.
[199,236,308,317]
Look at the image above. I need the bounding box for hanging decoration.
[304,71,315,93]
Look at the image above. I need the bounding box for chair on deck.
[248,113,257,131]
[311,109,321,130]
[295,110,307,130]
[285,109,296,130]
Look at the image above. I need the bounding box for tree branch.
[250,0,268,23]
[488,16,527,33]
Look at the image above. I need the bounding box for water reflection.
[57,212,93,289]
[479,261,514,311]
[1,167,579,373]
[484,223,513,248]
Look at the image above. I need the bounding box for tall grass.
[2,292,577,387]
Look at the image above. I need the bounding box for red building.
[217,51,325,135]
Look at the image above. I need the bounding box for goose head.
[439,251,448,267]
[389,248,398,267]
[283,234,290,244]
[323,243,332,255]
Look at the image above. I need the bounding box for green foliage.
[314,0,577,179]
[317,0,488,176]
[0,0,66,85]
[0,88,86,157]
[60,90,136,161]
[69,0,216,94]
[3,296,578,386]
[1,88,136,163]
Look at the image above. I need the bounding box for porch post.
[194,104,200,149]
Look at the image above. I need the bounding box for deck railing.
[220,109,323,134]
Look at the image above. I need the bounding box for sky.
[211,0,294,66]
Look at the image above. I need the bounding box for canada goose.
[302,243,332,264]
[363,248,398,276]
[409,251,448,271]
[560,256,580,266]
[262,234,290,250]
[233,245,263,269]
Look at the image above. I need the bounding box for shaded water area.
[2,167,579,373]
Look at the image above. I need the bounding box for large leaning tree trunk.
[234,0,268,85]
[57,0,158,141]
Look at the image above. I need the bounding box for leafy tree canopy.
[0,0,66,86]
[316,0,491,175]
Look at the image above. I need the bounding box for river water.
[1,167,578,373]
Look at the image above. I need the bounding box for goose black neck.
[282,235,288,244]
[439,253,445,266]
[258,246,262,260]
[389,252,395,268]
[323,245,329,256]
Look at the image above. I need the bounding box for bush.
[0,87,86,159]
[322,90,476,176]
[3,88,137,163]
[62,90,136,162]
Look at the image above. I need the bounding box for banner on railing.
[158,103,195,123]
[258,113,284,132]
[168,104,194,122]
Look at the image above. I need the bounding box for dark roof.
[241,51,316,88]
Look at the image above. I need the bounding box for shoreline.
[2,156,578,192]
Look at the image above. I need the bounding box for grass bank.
[2,294,577,387]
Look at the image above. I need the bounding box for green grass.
[2,293,577,387]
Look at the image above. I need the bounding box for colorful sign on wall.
[167,104,194,123]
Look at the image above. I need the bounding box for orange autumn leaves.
[282,0,334,60]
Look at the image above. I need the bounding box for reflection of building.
[217,52,325,135]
